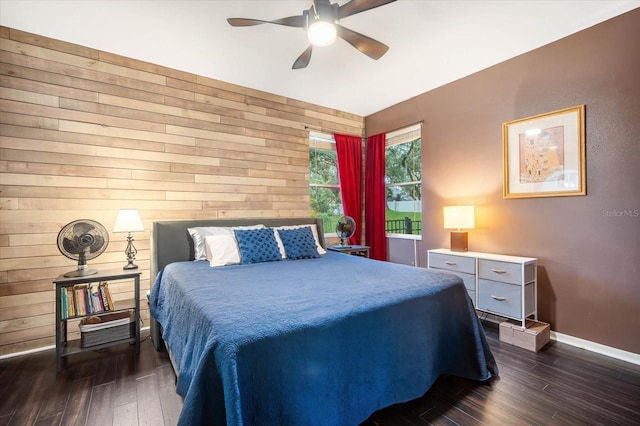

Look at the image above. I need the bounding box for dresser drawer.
[456,271,476,293]
[431,269,476,306]
[479,259,525,285]
[455,273,476,307]
[477,279,522,318]
[428,253,475,275]
[467,290,476,307]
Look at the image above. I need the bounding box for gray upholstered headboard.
[150,217,325,280]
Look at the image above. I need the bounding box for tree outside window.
[385,124,422,236]
[309,133,343,235]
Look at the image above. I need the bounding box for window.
[385,124,422,236]
[309,132,342,235]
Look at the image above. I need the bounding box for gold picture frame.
[503,105,586,199]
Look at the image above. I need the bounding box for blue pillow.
[277,227,321,260]
[234,228,282,264]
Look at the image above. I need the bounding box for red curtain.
[334,133,362,245]
[365,133,387,261]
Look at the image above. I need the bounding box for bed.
[149,218,497,426]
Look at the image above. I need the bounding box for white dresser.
[428,248,537,327]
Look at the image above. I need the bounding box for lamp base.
[450,231,469,252]
[123,234,138,270]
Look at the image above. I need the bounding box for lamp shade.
[113,209,144,233]
[443,206,475,230]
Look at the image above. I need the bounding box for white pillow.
[188,227,232,261]
[272,224,326,258]
[188,224,264,261]
[205,234,240,267]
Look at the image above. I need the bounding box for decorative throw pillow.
[205,234,241,267]
[234,228,282,264]
[273,224,326,257]
[277,227,321,260]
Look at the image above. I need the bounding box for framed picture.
[503,105,586,199]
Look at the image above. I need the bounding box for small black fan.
[335,215,356,247]
[57,219,109,277]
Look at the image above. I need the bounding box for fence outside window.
[385,217,421,235]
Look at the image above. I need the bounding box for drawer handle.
[491,295,507,301]
[491,269,507,274]
[445,261,457,265]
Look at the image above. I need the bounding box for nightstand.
[54,269,141,372]
[327,245,370,258]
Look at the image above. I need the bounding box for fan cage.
[57,219,109,277]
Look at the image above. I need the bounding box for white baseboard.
[0,325,151,360]
[0,344,56,360]
[550,330,640,365]
[479,313,640,365]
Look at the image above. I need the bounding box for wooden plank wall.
[0,26,365,356]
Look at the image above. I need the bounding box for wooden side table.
[54,269,141,372]
[327,244,370,258]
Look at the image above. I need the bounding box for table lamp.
[443,206,475,252]
[113,209,144,269]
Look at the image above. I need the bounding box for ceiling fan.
[227,0,396,69]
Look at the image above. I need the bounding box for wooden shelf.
[53,269,142,286]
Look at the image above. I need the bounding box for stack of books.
[60,281,115,319]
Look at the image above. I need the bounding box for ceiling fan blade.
[227,15,304,28]
[292,45,313,69]
[338,0,396,19]
[227,18,269,27]
[336,24,389,60]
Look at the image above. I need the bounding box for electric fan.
[57,219,109,277]
[228,0,396,69]
[335,215,356,247]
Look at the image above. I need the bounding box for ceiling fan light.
[308,20,336,46]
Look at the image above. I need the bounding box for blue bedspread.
[150,251,497,425]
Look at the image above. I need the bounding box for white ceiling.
[1,1,638,116]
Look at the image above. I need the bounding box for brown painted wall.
[0,26,364,355]
[366,9,640,354]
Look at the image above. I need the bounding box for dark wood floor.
[1,325,639,426]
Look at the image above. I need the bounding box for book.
[66,287,75,317]
[104,282,115,310]
[98,282,116,311]
[85,285,94,315]
[61,287,67,319]
[74,286,84,316]
[92,290,104,313]
[99,283,109,312]
[81,285,88,315]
